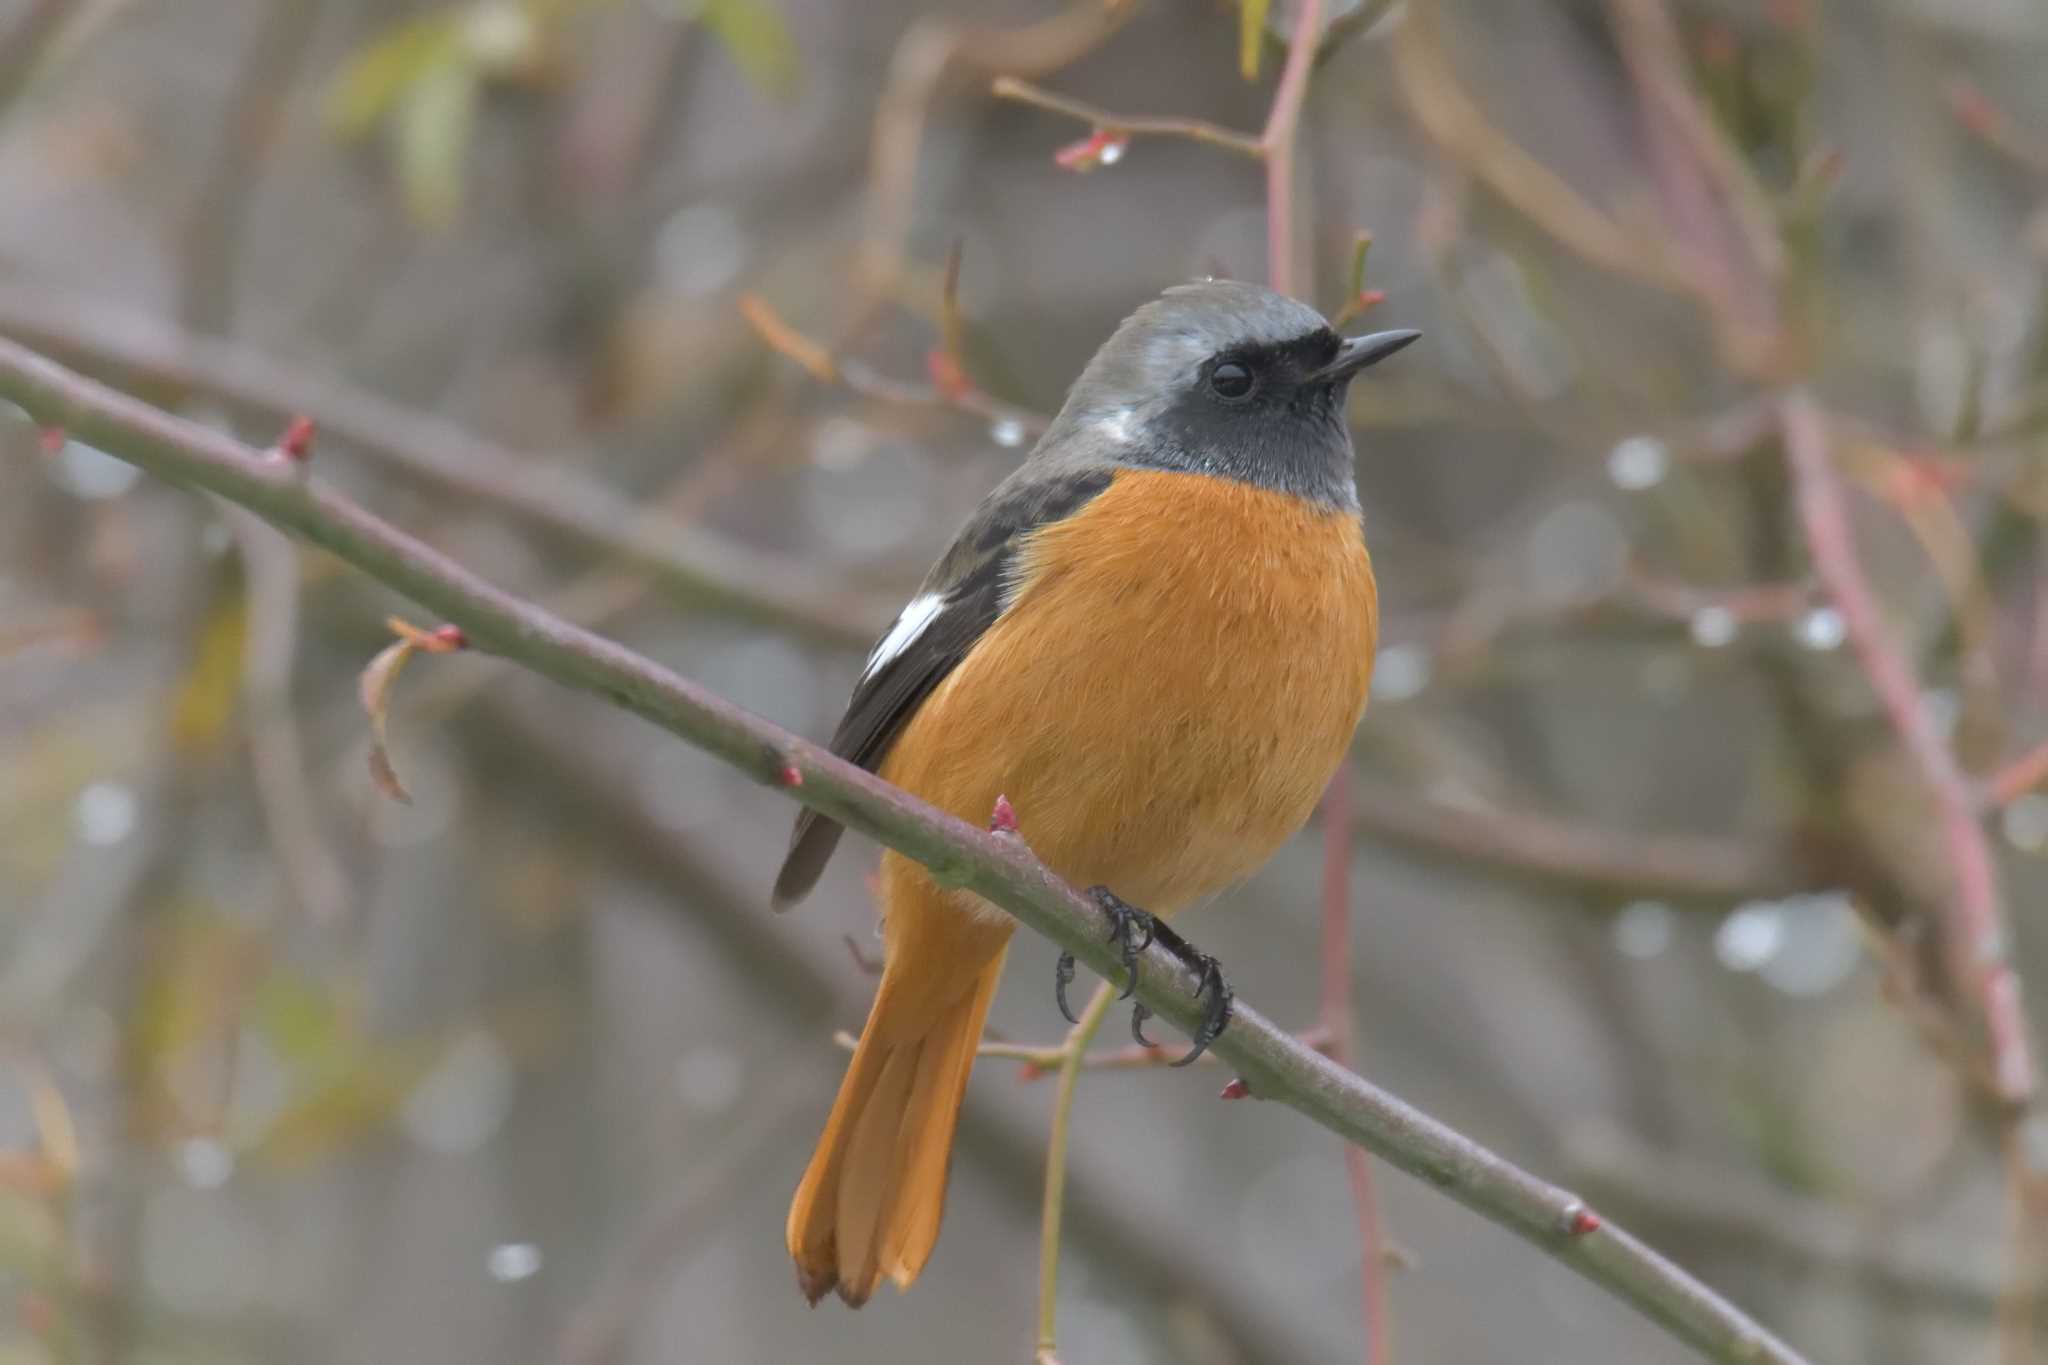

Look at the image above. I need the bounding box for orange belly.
[878,468,1378,918]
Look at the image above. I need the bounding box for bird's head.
[1038,279,1418,510]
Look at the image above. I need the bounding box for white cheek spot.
[863,592,943,681]
[1092,406,1137,446]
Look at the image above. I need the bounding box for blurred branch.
[228,509,350,926]
[0,0,80,111]
[179,0,319,335]
[0,284,891,648]
[862,0,1141,294]
[1985,741,2048,810]
[1347,776,1818,903]
[0,338,1813,1365]
[989,76,1264,158]
[1946,81,2048,180]
[1391,0,1683,293]
[1567,1122,2013,1313]
[1260,0,1322,298]
[738,291,1048,436]
[558,1071,820,1365]
[1320,768,1389,1365]
[1779,391,2034,1108]
[1604,0,1786,367]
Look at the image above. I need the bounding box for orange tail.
[788,879,1010,1307]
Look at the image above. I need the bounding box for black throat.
[1124,329,1360,510]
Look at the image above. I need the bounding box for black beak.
[1315,328,1420,384]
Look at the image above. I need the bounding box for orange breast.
[878,468,1378,917]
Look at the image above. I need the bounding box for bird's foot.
[1055,886,1153,1023]
[1054,888,1233,1066]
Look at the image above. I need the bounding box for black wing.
[770,468,1112,909]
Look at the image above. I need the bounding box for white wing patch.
[862,592,944,682]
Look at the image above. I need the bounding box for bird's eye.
[1209,359,1254,400]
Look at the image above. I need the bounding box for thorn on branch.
[1053,128,1129,173]
[274,414,316,462]
[926,347,974,400]
[1562,1202,1602,1237]
[1219,1077,1252,1100]
[776,760,804,789]
[989,793,1020,835]
[37,426,62,454]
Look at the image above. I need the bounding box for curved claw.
[1054,951,1078,1024]
[1088,886,1156,1001]
[1169,956,1233,1068]
[1130,1000,1157,1047]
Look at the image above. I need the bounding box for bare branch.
[0,284,892,649]
[0,337,1814,1365]
[1779,391,2034,1107]
[990,76,1266,160]
[1984,740,2048,811]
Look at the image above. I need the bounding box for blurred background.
[1,0,2046,1361]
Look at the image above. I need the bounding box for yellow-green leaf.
[256,972,352,1073]
[1240,0,1271,80]
[325,12,463,140]
[393,57,479,231]
[172,594,248,757]
[700,0,798,99]
[359,635,421,802]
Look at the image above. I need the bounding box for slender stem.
[990,75,1266,159]
[0,283,888,650]
[0,0,80,112]
[1260,0,1324,297]
[1985,739,2048,810]
[1321,768,1389,1365]
[1778,391,2033,1106]
[1036,981,1118,1362]
[0,339,1816,1365]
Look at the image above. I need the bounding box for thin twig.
[1984,740,2048,810]
[1347,777,1816,902]
[862,0,1140,294]
[1036,981,1117,1364]
[0,337,1815,1365]
[1391,0,1683,292]
[1259,0,1324,298]
[1778,391,2033,1108]
[0,0,81,112]
[0,284,890,649]
[738,291,1047,437]
[178,0,319,336]
[831,1025,1335,1074]
[228,508,350,925]
[1322,768,1389,1365]
[990,75,1266,159]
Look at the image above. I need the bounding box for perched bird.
[774,279,1417,1307]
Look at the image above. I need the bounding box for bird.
[773,278,1417,1308]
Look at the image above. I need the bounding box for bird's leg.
[1055,887,1233,1066]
